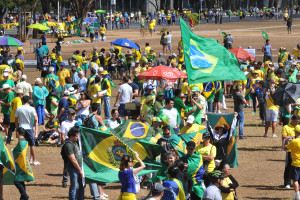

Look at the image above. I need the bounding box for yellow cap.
[295,125,300,133]
[253,70,258,74]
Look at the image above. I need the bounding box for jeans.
[62,162,69,184]
[67,167,84,200]
[101,34,104,41]
[76,115,87,124]
[89,183,100,199]
[36,105,45,125]
[207,102,213,112]
[97,103,102,116]
[237,111,244,137]
[7,123,16,144]
[251,92,257,112]
[103,95,111,119]
[259,103,265,121]
[37,130,54,141]
[284,152,292,186]
[15,181,29,200]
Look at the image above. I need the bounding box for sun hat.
[3,73,8,77]
[68,87,76,94]
[2,84,10,89]
[186,115,195,124]
[64,90,70,96]
[21,74,27,80]
[35,78,43,84]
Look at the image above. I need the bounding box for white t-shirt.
[15,105,37,130]
[203,184,222,200]
[118,83,133,104]
[106,119,122,129]
[77,101,90,116]
[60,120,77,139]
[167,34,172,43]
[162,107,178,128]
[15,81,33,97]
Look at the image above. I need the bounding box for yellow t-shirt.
[50,52,56,60]
[265,94,279,111]
[76,55,83,67]
[57,56,63,65]
[57,69,70,86]
[89,51,99,60]
[114,46,122,55]
[286,137,300,167]
[250,77,261,88]
[292,48,300,59]
[100,27,106,34]
[134,50,141,61]
[149,23,154,30]
[221,177,235,200]
[196,144,216,173]
[180,82,189,95]
[10,96,22,123]
[282,123,296,152]
[145,46,151,55]
[91,84,101,103]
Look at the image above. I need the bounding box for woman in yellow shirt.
[220,164,239,200]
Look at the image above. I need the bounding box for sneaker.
[33,161,41,165]
[251,111,256,114]
[239,136,246,139]
[244,104,249,108]
[272,134,278,138]
[217,110,221,114]
[285,184,291,189]
[99,196,108,200]
[293,196,300,200]
[62,182,68,188]
[103,194,108,198]
[57,144,62,147]
[263,134,267,137]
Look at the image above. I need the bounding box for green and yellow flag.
[80,127,162,184]
[261,30,268,41]
[180,129,207,146]
[180,18,246,84]
[0,136,15,185]
[12,140,34,182]
[207,113,238,168]
[186,152,204,198]
[221,31,227,39]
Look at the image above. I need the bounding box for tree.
[69,0,94,19]
[0,0,15,22]
[149,0,160,11]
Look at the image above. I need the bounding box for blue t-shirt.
[118,169,136,194]
[264,44,271,56]
[41,35,47,43]
[129,82,139,99]
[58,97,69,120]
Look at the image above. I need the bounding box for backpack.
[83,114,96,129]
[61,140,73,163]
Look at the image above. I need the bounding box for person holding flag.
[162,166,185,200]
[262,39,272,62]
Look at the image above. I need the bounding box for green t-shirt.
[185,103,202,124]
[1,91,14,114]
[89,26,95,34]
[63,140,82,169]
[288,75,297,83]
[0,79,15,89]
[281,106,291,118]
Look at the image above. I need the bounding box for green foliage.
[188,13,199,25]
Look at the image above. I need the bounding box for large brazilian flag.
[12,140,34,182]
[179,18,246,84]
[186,152,204,198]
[0,136,15,185]
[207,113,238,168]
[180,129,207,146]
[80,127,162,184]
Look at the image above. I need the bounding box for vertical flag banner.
[261,30,269,41]
[180,18,246,84]
[12,141,34,182]
[207,113,238,168]
[187,152,204,198]
[80,127,162,184]
[0,136,15,185]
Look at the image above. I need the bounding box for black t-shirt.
[233,92,244,112]
[129,82,139,99]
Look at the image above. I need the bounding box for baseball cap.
[101,71,109,75]
[93,46,97,50]
[68,87,76,94]
[253,70,258,74]
[191,86,200,92]
[21,74,27,79]
[203,132,211,138]
[2,84,10,89]
[146,84,154,90]
[64,90,70,96]
[186,115,195,124]
[3,73,9,77]
[152,183,165,193]
[60,62,65,66]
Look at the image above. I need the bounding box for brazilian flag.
[221,31,227,39]
[180,129,207,146]
[207,112,238,168]
[80,127,162,184]
[0,136,15,185]
[261,30,268,41]
[44,74,62,93]
[12,140,34,182]
[186,152,204,198]
[180,17,246,84]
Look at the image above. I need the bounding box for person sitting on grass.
[36,113,58,146]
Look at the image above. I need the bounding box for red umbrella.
[228,48,256,61]
[138,65,187,82]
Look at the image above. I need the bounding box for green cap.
[191,86,200,92]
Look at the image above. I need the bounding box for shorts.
[245,92,252,101]
[291,166,300,181]
[25,129,35,147]
[265,109,278,122]
[118,103,126,117]
[90,33,95,38]
[141,25,145,28]
[172,19,175,23]
[214,89,223,102]
[3,114,10,125]
[149,29,153,33]
[82,63,89,70]
[167,43,172,50]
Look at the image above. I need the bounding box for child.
[258,81,265,126]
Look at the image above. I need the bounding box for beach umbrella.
[138,65,187,82]
[228,48,255,61]
[0,36,24,47]
[96,10,106,14]
[27,23,50,31]
[110,38,140,50]
[273,83,300,106]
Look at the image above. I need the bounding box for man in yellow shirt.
[57,62,70,87]
[101,71,111,119]
[282,115,300,188]
[144,43,151,55]
[99,24,106,41]
[292,44,300,60]
[90,76,102,115]
[264,79,279,138]
[149,22,154,37]
[7,89,23,145]
[285,125,300,200]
